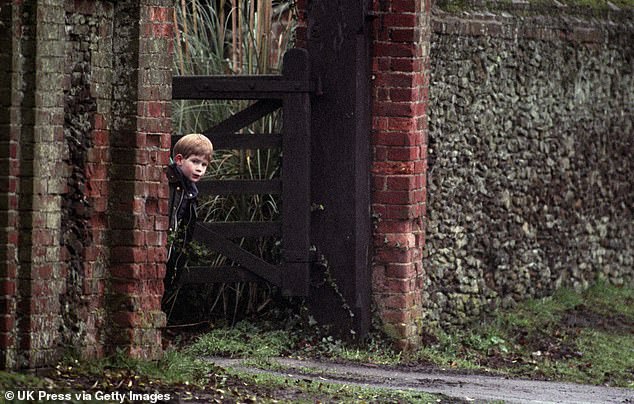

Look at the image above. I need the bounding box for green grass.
[0,370,49,389]
[3,283,629,401]
[182,282,633,387]
[224,370,442,403]
[409,282,634,387]
[188,321,292,359]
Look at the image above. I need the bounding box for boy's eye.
[188,157,208,167]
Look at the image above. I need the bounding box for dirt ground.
[155,298,634,403]
[18,301,631,403]
[210,356,634,404]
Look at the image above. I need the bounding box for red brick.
[373,189,423,205]
[372,175,387,191]
[111,264,143,280]
[392,0,419,12]
[0,315,14,331]
[381,309,413,323]
[154,216,169,231]
[0,332,13,348]
[386,175,421,190]
[0,280,16,296]
[375,247,414,264]
[112,312,141,328]
[382,13,419,28]
[149,6,172,22]
[152,23,173,38]
[373,131,423,147]
[383,293,417,309]
[388,87,418,102]
[386,146,420,161]
[145,229,165,247]
[110,247,148,264]
[379,203,424,220]
[110,280,136,295]
[371,161,415,175]
[385,278,416,293]
[390,27,420,43]
[93,114,107,131]
[385,263,418,279]
[373,71,414,88]
[386,117,418,132]
[374,101,416,118]
[148,247,166,263]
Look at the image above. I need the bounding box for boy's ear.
[173,154,184,165]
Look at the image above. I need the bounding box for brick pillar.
[9,0,67,367]
[370,0,431,350]
[0,2,19,369]
[106,0,171,359]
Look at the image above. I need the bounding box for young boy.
[164,133,214,291]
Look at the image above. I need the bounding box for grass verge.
[189,282,633,388]
[1,282,630,402]
[409,282,634,387]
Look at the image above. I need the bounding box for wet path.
[209,357,634,403]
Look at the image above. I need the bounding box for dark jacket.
[165,163,198,288]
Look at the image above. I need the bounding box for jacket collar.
[166,163,198,199]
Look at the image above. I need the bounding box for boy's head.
[172,133,214,183]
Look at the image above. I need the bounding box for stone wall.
[423,5,634,328]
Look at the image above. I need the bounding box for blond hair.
[173,133,213,162]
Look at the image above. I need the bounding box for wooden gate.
[171,49,314,296]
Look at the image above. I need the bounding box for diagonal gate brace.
[192,223,281,287]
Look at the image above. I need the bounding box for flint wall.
[423,5,634,328]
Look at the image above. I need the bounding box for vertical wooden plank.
[305,0,372,337]
[281,49,311,296]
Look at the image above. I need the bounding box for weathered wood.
[197,221,281,238]
[192,223,281,285]
[197,179,281,195]
[170,49,316,297]
[203,99,281,135]
[306,0,372,337]
[179,266,262,284]
[281,49,311,296]
[172,76,314,100]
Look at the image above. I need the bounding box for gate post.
[297,0,431,348]
[299,0,373,337]
[281,49,311,296]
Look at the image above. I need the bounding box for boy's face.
[174,154,209,182]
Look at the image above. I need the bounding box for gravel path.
[209,357,634,404]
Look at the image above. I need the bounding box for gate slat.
[207,133,281,149]
[172,76,313,100]
[171,49,314,295]
[192,223,281,285]
[197,179,281,195]
[281,49,311,296]
[179,266,262,284]
[197,221,281,238]
[204,99,281,135]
